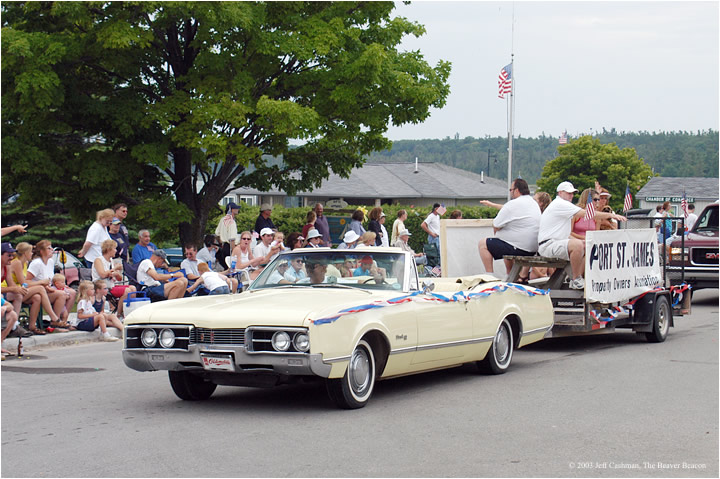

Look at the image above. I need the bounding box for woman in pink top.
[571,188,599,240]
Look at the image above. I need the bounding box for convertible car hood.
[125,287,383,329]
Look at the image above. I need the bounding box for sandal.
[29,328,47,335]
[516,275,529,285]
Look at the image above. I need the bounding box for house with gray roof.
[226,162,509,209]
[635,177,719,214]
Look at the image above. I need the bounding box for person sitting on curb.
[72,281,120,342]
[92,280,124,330]
[136,250,188,300]
[2,297,19,357]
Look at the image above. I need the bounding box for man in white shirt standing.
[421,203,443,249]
[686,204,698,231]
[538,181,626,290]
[478,178,540,281]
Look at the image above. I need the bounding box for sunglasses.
[241,237,251,241]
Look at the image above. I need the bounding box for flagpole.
[507,5,515,201]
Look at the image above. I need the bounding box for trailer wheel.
[645,295,670,343]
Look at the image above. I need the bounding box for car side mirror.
[421,280,435,294]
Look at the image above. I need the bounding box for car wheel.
[645,295,670,343]
[478,318,514,374]
[326,339,376,409]
[168,371,217,400]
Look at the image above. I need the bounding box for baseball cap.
[1,242,16,254]
[152,249,169,266]
[226,202,240,210]
[360,255,374,264]
[556,181,578,193]
[260,227,274,237]
[111,217,122,225]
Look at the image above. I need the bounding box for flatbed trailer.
[505,247,690,343]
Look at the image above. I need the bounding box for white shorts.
[538,239,571,260]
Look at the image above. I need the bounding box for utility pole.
[487,149,497,177]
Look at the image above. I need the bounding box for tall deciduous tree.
[2,1,450,245]
[536,135,655,211]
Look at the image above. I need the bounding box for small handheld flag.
[681,190,689,218]
[584,197,596,221]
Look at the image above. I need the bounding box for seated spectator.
[187,263,233,295]
[359,231,377,247]
[349,209,366,237]
[253,228,283,265]
[3,241,62,332]
[49,273,76,328]
[286,232,305,251]
[337,230,360,249]
[304,229,323,248]
[92,239,135,318]
[231,231,264,281]
[197,234,221,269]
[595,186,617,230]
[450,210,463,219]
[2,297,19,357]
[108,217,130,263]
[92,280,124,328]
[72,281,120,341]
[273,231,289,252]
[137,250,188,299]
[131,229,157,264]
[78,208,113,267]
[284,257,307,283]
[478,178,540,283]
[26,240,75,328]
[301,210,317,240]
[533,192,552,213]
[180,244,201,281]
[394,229,427,265]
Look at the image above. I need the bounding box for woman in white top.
[92,239,136,318]
[25,240,74,329]
[78,209,113,267]
[230,231,264,280]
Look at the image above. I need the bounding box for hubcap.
[349,347,370,394]
[658,303,669,335]
[495,324,510,364]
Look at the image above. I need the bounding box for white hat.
[260,227,274,237]
[380,212,386,217]
[343,230,360,243]
[556,181,578,193]
[399,229,412,237]
[306,229,322,240]
[599,191,611,197]
[260,203,272,212]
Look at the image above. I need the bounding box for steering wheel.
[362,277,387,285]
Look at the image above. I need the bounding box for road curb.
[2,329,122,353]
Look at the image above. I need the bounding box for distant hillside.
[368,130,719,184]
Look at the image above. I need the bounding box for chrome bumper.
[122,344,333,378]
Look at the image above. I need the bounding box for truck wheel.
[168,371,217,400]
[326,339,376,409]
[478,318,514,374]
[645,295,671,343]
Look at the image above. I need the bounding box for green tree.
[2,1,450,245]
[536,135,655,211]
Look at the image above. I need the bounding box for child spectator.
[186,263,232,295]
[92,280,124,329]
[73,281,120,342]
[2,297,19,357]
[48,273,76,328]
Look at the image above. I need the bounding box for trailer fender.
[632,291,674,333]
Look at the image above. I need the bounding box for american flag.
[623,185,633,212]
[498,63,512,99]
[430,265,442,277]
[559,131,568,144]
[584,196,596,221]
[680,190,689,218]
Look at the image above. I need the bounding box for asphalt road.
[2,290,717,478]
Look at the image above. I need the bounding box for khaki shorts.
[538,239,570,260]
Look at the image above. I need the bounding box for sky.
[385,1,720,141]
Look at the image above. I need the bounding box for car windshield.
[250,249,408,291]
[694,205,718,233]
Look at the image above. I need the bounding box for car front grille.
[691,247,719,265]
[190,328,246,346]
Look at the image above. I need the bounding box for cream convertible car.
[122,248,554,409]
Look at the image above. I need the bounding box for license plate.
[201,354,235,371]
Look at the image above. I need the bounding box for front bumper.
[122,344,333,379]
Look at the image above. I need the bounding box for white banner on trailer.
[585,229,662,303]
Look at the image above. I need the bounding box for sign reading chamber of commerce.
[645,196,695,203]
[585,229,662,303]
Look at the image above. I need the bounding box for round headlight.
[159,328,176,349]
[271,331,291,352]
[141,328,157,348]
[293,332,310,352]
